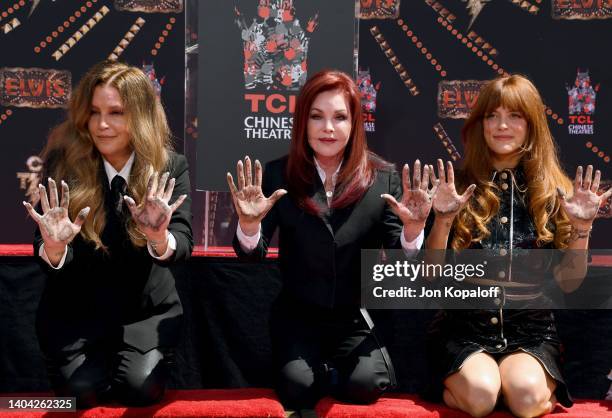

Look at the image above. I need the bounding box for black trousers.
[43,337,170,408]
[272,296,394,409]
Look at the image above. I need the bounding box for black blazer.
[233,156,403,308]
[34,152,193,354]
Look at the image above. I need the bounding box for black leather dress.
[425,167,572,407]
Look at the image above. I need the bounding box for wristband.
[148,231,169,253]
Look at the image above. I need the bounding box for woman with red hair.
[424,74,611,417]
[227,69,432,408]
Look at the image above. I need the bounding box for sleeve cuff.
[236,223,261,253]
[401,228,424,251]
[148,232,176,260]
[39,243,68,269]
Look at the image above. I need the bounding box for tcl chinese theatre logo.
[566,69,600,135]
[357,69,380,133]
[236,0,319,140]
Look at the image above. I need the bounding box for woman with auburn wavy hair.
[227,69,434,408]
[424,74,612,417]
[23,60,192,408]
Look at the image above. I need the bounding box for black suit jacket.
[233,156,403,308]
[34,152,193,354]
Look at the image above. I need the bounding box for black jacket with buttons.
[438,166,560,349]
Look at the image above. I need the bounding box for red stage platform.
[316,394,612,418]
[0,391,610,417]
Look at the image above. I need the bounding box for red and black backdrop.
[196,0,612,249]
[0,0,186,244]
[1,0,611,247]
[0,0,610,400]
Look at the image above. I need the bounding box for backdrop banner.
[0,0,186,244]
[198,0,612,248]
[196,0,356,191]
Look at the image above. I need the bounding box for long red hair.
[286,69,389,214]
[453,74,572,249]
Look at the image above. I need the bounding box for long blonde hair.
[453,74,572,249]
[43,60,172,249]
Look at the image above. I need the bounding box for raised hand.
[558,165,612,229]
[430,159,476,219]
[23,178,90,250]
[124,170,187,240]
[381,160,438,226]
[227,156,287,235]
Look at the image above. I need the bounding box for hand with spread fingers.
[558,165,612,230]
[430,159,476,220]
[381,160,438,227]
[23,178,90,252]
[227,156,287,236]
[124,170,187,242]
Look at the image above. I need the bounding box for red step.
[2,391,611,417]
[0,389,285,417]
[315,394,612,418]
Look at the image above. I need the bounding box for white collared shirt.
[313,157,342,202]
[40,152,177,268]
[236,159,423,252]
[103,151,135,188]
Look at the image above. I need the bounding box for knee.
[62,375,103,409]
[340,367,390,404]
[277,360,316,409]
[447,380,499,417]
[115,368,165,406]
[503,378,553,418]
[114,350,166,406]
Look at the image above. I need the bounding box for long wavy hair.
[42,60,172,250]
[452,74,572,249]
[287,69,390,214]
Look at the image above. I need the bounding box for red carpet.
[0,389,285,418]
[315,394,612,418]
[1,391,611,417]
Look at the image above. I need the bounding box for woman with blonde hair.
[23,60,192,407]
[424,74,611,417]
